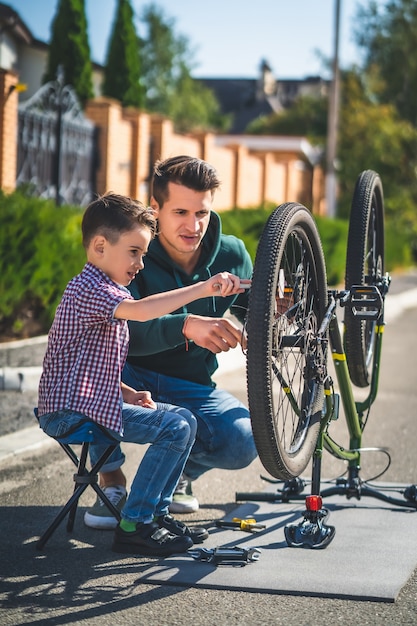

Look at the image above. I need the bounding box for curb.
[0,424,55,464]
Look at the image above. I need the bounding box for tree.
[336,71,417,220]
[355,0,417,126]
[245,69,417,226]
[43,0,93,107]
[247,94,328,143]
[102,0,144,108]
[140,4,228,132]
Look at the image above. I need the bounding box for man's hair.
[82,193,157,248]
[151,155,221,207]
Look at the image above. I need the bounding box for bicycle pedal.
[284,518,336,549]
[346,285,383,320]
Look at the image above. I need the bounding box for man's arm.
[128,314,188,356]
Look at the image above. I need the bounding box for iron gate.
[16,71,97,207]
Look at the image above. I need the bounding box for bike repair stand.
[236,454,417,549]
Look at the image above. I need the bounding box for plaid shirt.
[38,263,133,434]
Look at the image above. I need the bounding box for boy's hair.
[82,193,157,248]
[151,155,221,207]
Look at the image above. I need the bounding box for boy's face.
[91,226,152,286]
[151,182,212,270]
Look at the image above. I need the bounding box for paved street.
[0,272,417,624]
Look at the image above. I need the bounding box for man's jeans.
[121,363,258,480]
[39,403,196,524]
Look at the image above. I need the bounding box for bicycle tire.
[344,170,385,388]
[246,203,328,480]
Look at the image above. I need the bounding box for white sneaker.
[169,474,199,514]
[84,485,127,529]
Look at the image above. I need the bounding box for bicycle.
[237,170,417,548]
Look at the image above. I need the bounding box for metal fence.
[16,71,97,207]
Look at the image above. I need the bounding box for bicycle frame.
[238,182,417,547]
[310,287,386,493]
[237,272,417,548]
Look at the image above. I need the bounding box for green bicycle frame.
[314,291,385,473]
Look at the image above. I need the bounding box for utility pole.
[325,0,341,218]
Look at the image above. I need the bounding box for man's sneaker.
[84,486,127,530]
[156,514,208,544]
[169,474,199,514]
[112,521,193,556]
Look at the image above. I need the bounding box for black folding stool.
[34,410,122,550]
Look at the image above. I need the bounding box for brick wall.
[0,69,325,213]
[0,69,18,192]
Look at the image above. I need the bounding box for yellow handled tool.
[215,517,266,532]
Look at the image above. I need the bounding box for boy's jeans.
[39,402,197,524]
[121,363,258,479]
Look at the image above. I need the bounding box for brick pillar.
[312,164,326,216]
[85,98,113,195]
[123,109,152,203]
[0,70,19,192]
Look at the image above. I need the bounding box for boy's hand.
[210,272,251,297]
[132,390,156,409]
[122,384,157,409]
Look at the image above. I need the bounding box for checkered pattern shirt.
[38,263,133,433]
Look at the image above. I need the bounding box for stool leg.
[66,443,90,532]
[37,442,120,549]
[37,482,91,550]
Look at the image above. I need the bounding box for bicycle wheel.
[246,203,328,480]
[344,170,384,388]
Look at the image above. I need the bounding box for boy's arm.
[114,272,247,322]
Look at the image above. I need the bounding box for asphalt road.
[1,272,417,625]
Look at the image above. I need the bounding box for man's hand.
[183,315,246,353]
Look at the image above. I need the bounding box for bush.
[220,205,349,286]
[0,190,84,338]
[0,192,412,340]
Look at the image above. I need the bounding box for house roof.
[198,77,281,133]
[198,73,328,134]
[0,2,32,44]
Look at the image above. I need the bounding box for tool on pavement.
[188,546,261,566]
[215,517,266,532]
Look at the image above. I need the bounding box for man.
[84,155,257,530]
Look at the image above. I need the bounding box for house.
[198,59,329,133]
[0,2,104,99]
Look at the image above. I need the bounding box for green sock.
[120,519,137,533]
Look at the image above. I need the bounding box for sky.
[6,0,382,79]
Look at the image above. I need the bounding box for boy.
[37,193,247,557]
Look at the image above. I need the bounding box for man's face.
[151,182,213,268]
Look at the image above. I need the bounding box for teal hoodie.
[127,211,253,387]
